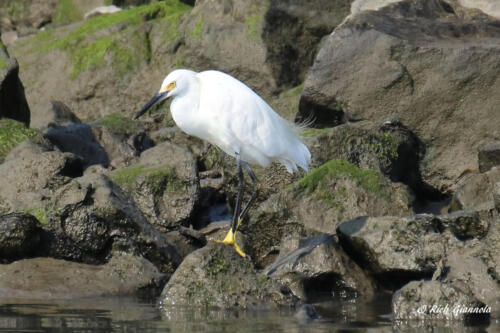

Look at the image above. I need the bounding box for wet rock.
[46,173,183,273]
[0,252,164,299]
[160,242,295,309]
[295,304,321,323]
[0,45,30,125]
[450,167,500,212]
[0,213,43,263]
[264,233,376,300]
[478,142,500,173]
[30,100,81,130]
[110,141,199,231]
[45,123,137,169]
[298,0,500,191]
[392,280,489,321]
[246,159,413,268]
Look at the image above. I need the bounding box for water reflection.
[0,295,497,333]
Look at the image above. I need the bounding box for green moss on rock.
[22,207,48,225]
[0,119,40,162]
[0,57,7,71]
[110,165,147,190]
[95,113,138,135]
[53,0,82,25]
[300,127,331,138]
[28,0,191,78]
[300,159,384,196]
[111,165,185,195]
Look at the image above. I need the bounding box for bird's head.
[134,69,195,119]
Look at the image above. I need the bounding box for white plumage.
[158,69,310,173]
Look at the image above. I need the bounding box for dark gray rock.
[0,45,30,125]
[109,141,200,231]
[479,142,500,173]
[392,280,489,321]
[0,213,43,262]
[160,242,296,309]
[264,233,377,300]
[0,252,164,299]
[297,0,500,191]
[45,173,183,274]
[494,182,500,213]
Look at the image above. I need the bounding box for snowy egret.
[135,69,311,258]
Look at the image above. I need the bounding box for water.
[0,295,497,333]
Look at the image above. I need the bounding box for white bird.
[135,69,311,258]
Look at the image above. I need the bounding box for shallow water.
[0,294,497,333]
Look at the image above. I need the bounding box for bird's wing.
[197,71,287,157]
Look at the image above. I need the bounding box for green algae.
[53,0,82,25]
[95,113,138,135]
[0,119,40,162]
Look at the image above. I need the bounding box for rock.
[436,249,500,318]
[264,233,376,300]
[0,146,83,214]
[262,0,350,87]
[30,100,81,129]
[0,213,43,263]
[44,123,137,169]
[160,242,295,309]
[45,173,183,273]
[298,0,500,191]
[84,6,122,19]
[494,182,500,213]
[337,214,475,287]
[0,46,30,125]
[350,0,403,14]
[437,210,489,240]
[246,159,413,267]
[110,141,199,230]
[478,142,500,173]
[0,252,165,299]
[295,304,321,322]
[305,121,440,199]
[392,280,489,321]
[458,0,500,19]
[450,167,500,212]
[0,118,41,163]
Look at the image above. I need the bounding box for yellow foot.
[208,228,246,258]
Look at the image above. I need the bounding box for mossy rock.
[0,119,40,163]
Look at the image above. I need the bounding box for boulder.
[0,213,43,263]
[297,0,500,191]
[0,252,164,299]
[160,242,295,309]
[478,142,500,173]
[392,280,489,321]
[263,233,377,300]
[110,141,200,230]
[0,45,30,125]
[0,145,83,214]
[246,159,413,267]
[436,249,500,318]
[336,212,489,288]
[450,167,500,212]
[45,173,183,273]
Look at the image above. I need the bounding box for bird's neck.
[170,79,200,133]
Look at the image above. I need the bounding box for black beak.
[134,91,168,119]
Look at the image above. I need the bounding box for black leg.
[231,153,245,232]
[237,162,259,227]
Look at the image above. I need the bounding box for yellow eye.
[161,81,176,93]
